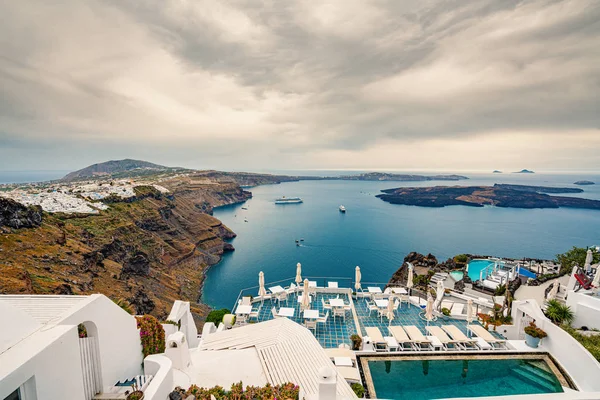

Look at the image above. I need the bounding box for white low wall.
[511,300,600,392]
[565,291,600,330]
[143,354,173,400]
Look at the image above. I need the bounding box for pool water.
[367,358,563,400]
[449,271,464,281]
[467,259,497,281]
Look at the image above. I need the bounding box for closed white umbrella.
[387,296,395,325]
[355,266,362,291]
[407,264,414,294]
[546,281,559,301]
[302,278,311,310]
[434,280,444,310]
[425,293,434,326]
[295,262,302,284]
[585,249,593,274]
[593,265,600,288]
[258,271,266,297]
[466,299,474,324]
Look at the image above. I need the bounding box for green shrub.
[545,300,574,325]
[351,383,365,398]
[441,308,451,316]
[562,325,600,362]
[454,254,468,263]
[206,308,231,326]
[350,334,362,351]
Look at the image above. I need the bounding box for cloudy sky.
[1,0,599,173]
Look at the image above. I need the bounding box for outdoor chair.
[467,325,507,349]
[277,292,288,305]
[322,298,332,310]
[304,319,317,331]
[249,305,261,321]
[442,325,477,350]
[365,300,379,317]
[317,311,329,329]
[271,307,281,319]
[365,327,388,352]
[426,326,461,350]
[333,307,346,320]
[241,296,252,306]
[286,283,297,295]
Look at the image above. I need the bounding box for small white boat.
[339,205,346,213]
[275,196,303,204]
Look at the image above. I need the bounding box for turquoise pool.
[467,259,497,281]
[449,271,464,281]
[366,358,564,400]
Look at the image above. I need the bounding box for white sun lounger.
[425,326,461,350]
[468,325,507,349]
[403,326,433,350]
[388,326,416,351]
[365,327,388,351]
[451,303,464,316]
[336,366,361,383]
[325,348,357,361]
[442,325,477,350]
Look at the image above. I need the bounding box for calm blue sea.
[0,171,69,184]
[202,173,600,309]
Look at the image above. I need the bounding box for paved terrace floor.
[242,291,488,348]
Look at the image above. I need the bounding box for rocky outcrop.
[0,198,43,229]
[129,288,156,315]
[120,251,151,277]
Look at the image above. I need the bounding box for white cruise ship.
[275,196,303,204]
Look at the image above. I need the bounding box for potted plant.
[126,383,144,400]
[441,308,451,321]
[444,288,451,297]
[523,321,547,348]
[350,334,362,351]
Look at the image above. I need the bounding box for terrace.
[232,276,494,349]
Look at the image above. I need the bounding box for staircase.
[429,273,448,287]
[510,362,561,393]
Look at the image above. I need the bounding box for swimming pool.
[361,355,566,400]
[449,271,464,281]
[467,259,499,281]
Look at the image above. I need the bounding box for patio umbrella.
[407,264,414,294]
[302,278,311,310]
[593,265,600,288]
[355,266,362,291]
[466,299,474,324]
[387,296,395,325]
[425,293,434,326]
[585,249,593,274]
[258,271,266,297]
[434,280,444,311]
[295,262,302,284]
[546,281,559,301]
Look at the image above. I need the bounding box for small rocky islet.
[574,180,595,185]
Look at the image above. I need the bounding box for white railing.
[142,355,173,400]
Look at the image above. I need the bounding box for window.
[4,388,21,400]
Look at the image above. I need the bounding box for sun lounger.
[325,348,357,361]
[336,366,361,383]
[365,327,388,351]
[388,326,416,351]
[442,325,477,350]
[467,325,507,349]
[425,326,460,350]
[403,326,433,350]
[450,303,464,316]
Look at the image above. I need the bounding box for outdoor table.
[303,309,319,319]
[327,282,338,288]
[368,286,382,293]
[298,295,312,303]
[235,305,252,315]
[391,288,408,295]
[308,281,317,288]
[329,298,345,308]
[278,307,295,317]
[374,299,389,308]
[333,356,353,367]
[384,336,400,352]
[269,285,285,294]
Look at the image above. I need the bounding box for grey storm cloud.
[0,0,599,171]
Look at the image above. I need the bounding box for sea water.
[203,172,600,309]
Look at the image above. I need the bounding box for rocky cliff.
[0,178,251,323]
[0,198,43,229]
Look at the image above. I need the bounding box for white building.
[0,295,142,400]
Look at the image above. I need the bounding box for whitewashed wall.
[142,354,173,400]
[566,291,600,330]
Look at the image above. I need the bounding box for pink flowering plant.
[135,315,165,358]
[183,382,299,399]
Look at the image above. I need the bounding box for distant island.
[376,184,600,210]
[336,172,468,182]
[574,180,595,185]
[513,169,535,174]
[493,170,502,173]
